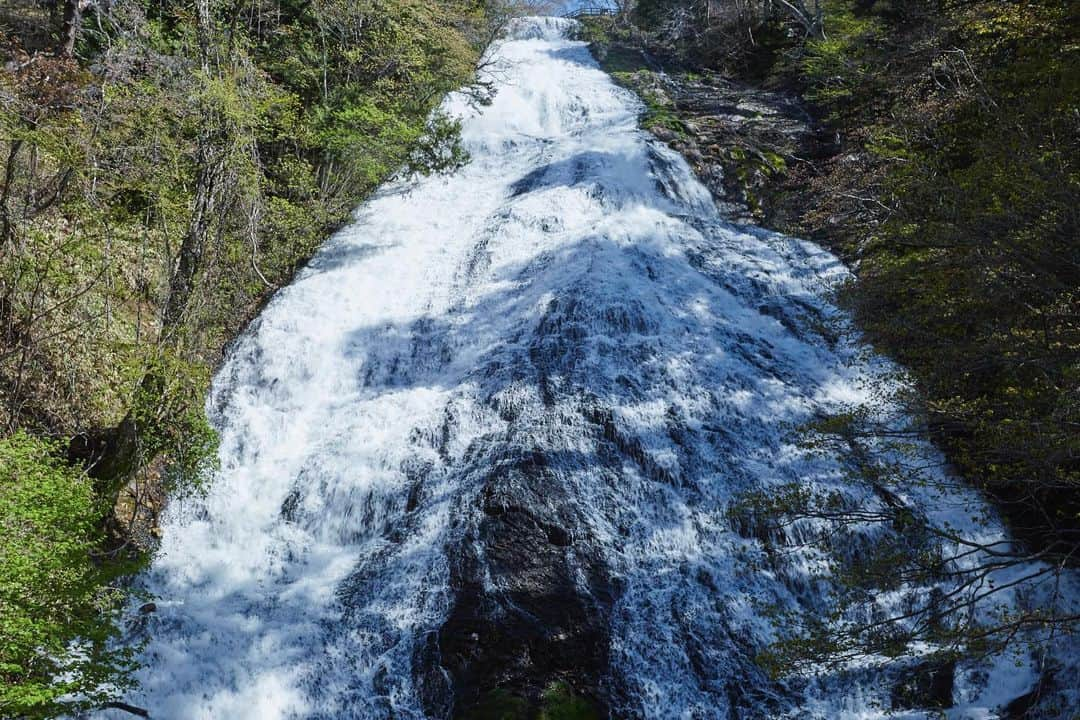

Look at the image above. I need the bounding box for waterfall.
[110,17,1078,719]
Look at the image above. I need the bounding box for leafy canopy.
[0,432,136,718]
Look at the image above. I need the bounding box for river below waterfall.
[106,17,1078,720]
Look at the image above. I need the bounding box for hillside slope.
[0,1,498,714]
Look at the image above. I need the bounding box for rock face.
[891,661,955,711]
[653,74,816,219]
[594,43,836,226]
[433,449,612,717]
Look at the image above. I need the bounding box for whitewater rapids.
[109,17,1078,720]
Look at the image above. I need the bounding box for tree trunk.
[101,700,150,718]
[160,0,218,337]
[160,146,219,334]
[0,140,22,245]
[58,0,81,57]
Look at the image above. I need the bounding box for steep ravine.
[104,18,1079,720]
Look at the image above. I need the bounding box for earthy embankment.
[587,41,820,228]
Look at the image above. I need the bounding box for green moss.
[602,62,688,139]
[799,0,885,118]
[538,682,600,720]
[469,689,531,720]
[464,683,599,720]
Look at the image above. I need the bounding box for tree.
[0,432,136,718]
[57,0,81,56]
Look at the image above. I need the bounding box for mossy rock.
[538,682,600,720]
[465,683,600,720]
[468,689,531,720]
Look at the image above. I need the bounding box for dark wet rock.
[1002,670,1054,719]
[586,404,678,486]
[891,660,955,710]
[413,633,454,719]
[280,487,302,521]
[427,451,612,718]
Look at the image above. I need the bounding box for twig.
[101,701,150,718]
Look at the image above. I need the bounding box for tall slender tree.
[57,0,81,56]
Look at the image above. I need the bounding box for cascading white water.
[110,17,1078,720]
